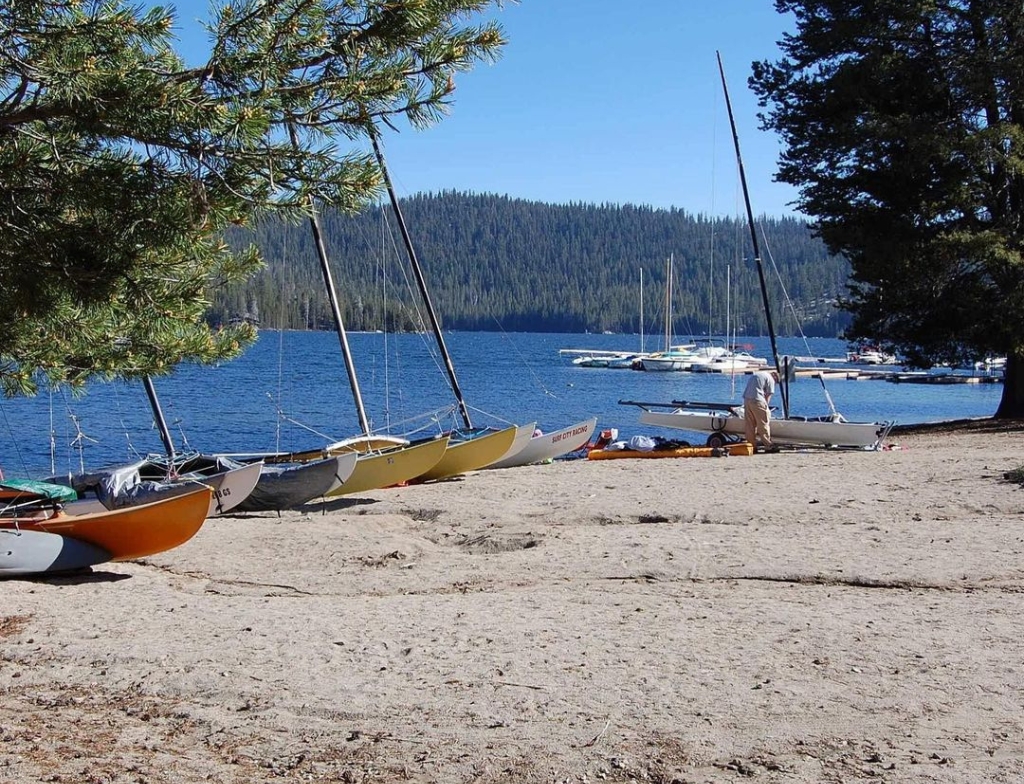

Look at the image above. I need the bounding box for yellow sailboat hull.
[327,436,449,496]
[417,426,519,482]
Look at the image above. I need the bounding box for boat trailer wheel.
[705,432,731,449]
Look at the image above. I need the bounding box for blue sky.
[170,1,798,217]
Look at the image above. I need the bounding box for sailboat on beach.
[241,127,454,495]
[55,375,361,514]
[49,378,262,516]
[0,478,212,567]
[366,130,596,472]
[623,53,892,449]
[362,131,523,479]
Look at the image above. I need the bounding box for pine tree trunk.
[994,351,1024,418]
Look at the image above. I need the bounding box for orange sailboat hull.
[1,487,212,561]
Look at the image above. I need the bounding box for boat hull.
[55,458,262,517]
[206,461,263,515]
[0,529,111,576]
[490,422,538,467]
[232,453,358,512]
[327,437,449,496]
[639,409,889,448]
[640,356,691,372]
[2,487,212,561]
[417,426,519,481]
[488,418,598,469]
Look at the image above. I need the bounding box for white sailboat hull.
[488,418,598,469]
[59,459,263,517]
[639,408,889,448]
[492,422,538,466]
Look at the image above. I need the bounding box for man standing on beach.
[743,368,779,453]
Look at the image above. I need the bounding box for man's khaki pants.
[744,401,773,449]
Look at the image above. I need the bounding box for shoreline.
[889,415,1024,435]
[3,424,1024,782]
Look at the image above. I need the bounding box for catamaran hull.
[0,529,111,577]
[205,462,263,514]
[489,422,538,467]
[232,453,358,512]
[639,409,888,448]
[327,437,450,496]
[2,487,212,561]
[55,459,262,516]
[417,426,519,481]
[488,418,598,469]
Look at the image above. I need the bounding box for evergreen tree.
[0,0,503,395]
[751,0,1024,417]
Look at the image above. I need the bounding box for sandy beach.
[3,421,1023,783]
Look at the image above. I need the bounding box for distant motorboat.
[690,351,768,374]
[975,356,1006,374]
[559,348,646,369]
[640,344,700,371]
[847,347,897,365]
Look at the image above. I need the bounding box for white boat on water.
[559,348,646,369]
[973,356,1006,374]
[641,344,700,371]
[622,400,893,449]
[690,351,768,374]
[847,346,898,365]
[641,341,731,372]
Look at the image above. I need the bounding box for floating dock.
[794,367,1002,384]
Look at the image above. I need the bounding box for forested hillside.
[209,191,850,337]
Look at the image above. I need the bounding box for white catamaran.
[622,53,893,450]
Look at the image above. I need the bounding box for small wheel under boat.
[705,432,731,449]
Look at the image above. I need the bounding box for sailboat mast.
[663,254,673,351]
[639,267,644,353]
[726,264,731,355]
[288,126,372,436]
[369,130,473,431]
[143,376,176,459]
[716,52,784,391]
[307,206,372,436]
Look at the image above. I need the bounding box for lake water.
[0,331,1002,479]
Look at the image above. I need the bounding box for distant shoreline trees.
[211,191,852,338]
